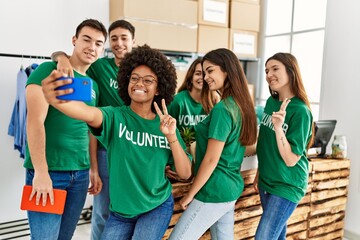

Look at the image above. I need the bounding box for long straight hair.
[202,48,257,145]
[178,57,218,113]
[266,52,314,148]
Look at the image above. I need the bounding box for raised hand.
[154,99,177,136]
[272,98,291,131]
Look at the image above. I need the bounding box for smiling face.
[110,27,135,64]
[72,26,105,65]
[202,60,227,92]
[128,65,158,106]
[265,59,291,95]
[191,63,203,92]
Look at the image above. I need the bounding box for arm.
[272,99,300,167]
[166,133,192,179]
[274,128,300,167]
[88,133,102,195]
[253,169,259,192]
[180,138,225,209]
[26,84,54,206]
[51,51,74,77]
[154,100,192,180]
[41,70,103,128]
[245,142,257,157]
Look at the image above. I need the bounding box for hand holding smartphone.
[56,77,92,102]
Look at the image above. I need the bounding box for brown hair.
[266,52,314,148]
[178,57,218,113]
[202,48,257,145]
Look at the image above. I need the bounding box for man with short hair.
[53,19,136,239]
[25,19,107,239]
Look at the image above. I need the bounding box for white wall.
[322,0,360,237]
[0,0,109,223]
[1,0,359,236]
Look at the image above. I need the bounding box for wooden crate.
[307,158,350,240]
[163,159,350,240]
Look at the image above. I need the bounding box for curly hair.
[117,45,177,113]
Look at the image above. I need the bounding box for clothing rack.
[0,53,51,60]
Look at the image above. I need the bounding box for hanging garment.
[25,63,38,77]
[8,67,28,158]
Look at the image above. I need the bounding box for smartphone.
[20,185,67,215]
[56,77,92,102]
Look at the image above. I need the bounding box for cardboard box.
[231,0,260,5]
[110,0,197,25]
[229,29,257,58]
[198,0,229,27]
[230,1,260,31]
[131,20,198,53]
[198,25,229,54]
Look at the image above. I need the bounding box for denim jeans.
[26,169,89,240]
[91,148,110,240]
[101,194,174,240]
[255,188,298,240]
[169,198,236,240]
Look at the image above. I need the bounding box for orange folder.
[20,185,67,215]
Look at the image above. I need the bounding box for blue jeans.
[91,148,110,240]
[169,198,236,240]
[101,194,174,240]
[255,188,298,240]
[26,169,89,240]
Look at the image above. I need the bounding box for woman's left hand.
[272,98,290,131]
[154,99,177,135]
[179,194,194,210]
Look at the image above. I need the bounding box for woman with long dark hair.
[169,48,257,240]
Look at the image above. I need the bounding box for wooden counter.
[163,158,350,240]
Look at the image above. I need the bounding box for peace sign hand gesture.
[154,99,177,136]
[272,98,291,131]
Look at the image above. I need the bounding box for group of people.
[24,18,313,240]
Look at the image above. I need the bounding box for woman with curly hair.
[41,45,192,240]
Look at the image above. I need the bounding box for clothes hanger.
[20,55,24,70]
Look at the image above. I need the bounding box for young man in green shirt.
[25,19,107,239]
[53,20,136,240]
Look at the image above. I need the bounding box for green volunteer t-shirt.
[256,96,313,203]
[90,105,191,218]
[87,57,123,107]
[168,90,207,131]
[24,61,99,170]
[194,97,245,203]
